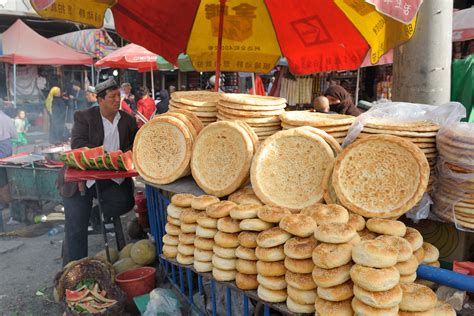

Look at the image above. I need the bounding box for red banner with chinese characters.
[365,0,422,24]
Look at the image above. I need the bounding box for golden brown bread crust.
[191,195,220,210]
[163,245,178,258]
[235,273,258,290]
[287,285,317,305]
[279,214,317,237]
[395,255,419,275]
[352,240,398,268]
[348,212,366,231]
[217,216,242,233]
[414,246,425,263]
[178,232,196,245]
[350,264,400,292]
[332,135,429,218]
[255,245,285,262]
[312,263,352,288]
[257,205,292,223]
[171,193,195,207]
[256,260,286,277]
[229,204,262,220]
[240,218,274,231]
[314,223,357,243]
[194,248,213,261]
[285,271,317,290]
[404,227,424,251]
[256,227,292,248]
[376,235,413,262]
[312,243,353,269]
[422,242,440,263]
[212,244,236,259]
[314,297,353,316]
[257,274,287,290]
[177,243,194,256]
[399,283,437,312]
[353,284,402,308]
[257,285,287,303]
[238,231,259,248]
[196,212,218,228]
[284,236,318,259]
[212,267,236,281]
[352,297,399,316]
[214,231,239,248]
[212,255,236,270]
[286,296,315,313]
[206,200,236,218]
[162,234,179,246]
[302,203,349,225]
[235,246,257,260]
[181,222,197,233]
[194,236,214,250]
[367,218,407,237]
[235,258,257,274]
[317,280,354,302]
[284,257,314,274]
[179,208,201,224]
[194,260,212,272]
[195,226,217,238]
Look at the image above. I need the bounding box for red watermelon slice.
[80,146,105,169]
[105,151,123,170]
[68,150,87,170]
[61,147,88,168]
[117,151,133,171]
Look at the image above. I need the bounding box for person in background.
[85,89,99,107]
[59,78,138,264]
[71,80,88,111]
[0,106,17,231]
[156,88,170,114]
[136,87,156,127]
[324,85,361,117]
[120,83,136,111]
[12,110,30,146]
[45,87,61,143]
[313,96,329,113]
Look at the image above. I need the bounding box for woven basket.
[54,257,126,315]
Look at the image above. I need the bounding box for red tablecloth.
[64,167,139,182]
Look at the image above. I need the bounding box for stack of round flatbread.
[332,135,429,219]
[133,110,203,185]
[357,120,440,192]
[280,111,355,145]
[432,123,474,230]
[216,94,286,140]
[191,121,259,198]
[170,91,220,126]
[251,127,337,210]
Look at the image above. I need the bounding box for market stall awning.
[453,7,474,42]
[95,43,157,71]
[0,19,92,65]
[50,29,118,58]
[30,0,417,75]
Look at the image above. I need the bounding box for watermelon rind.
[105,151,122,170]
[89,158,99,169]
[96,155,109,170]
[80,146,105,169]
[117,151,133,171]
[69,151,86,170]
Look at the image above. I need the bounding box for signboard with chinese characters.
[336,0,417,64]
[365,0,422,25]
[187,0,281,73]
[30,0,115,28]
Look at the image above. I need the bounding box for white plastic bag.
[144,288,181,316]
[342,102,466,148]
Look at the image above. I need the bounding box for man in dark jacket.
[61,78,138,264]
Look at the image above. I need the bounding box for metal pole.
[251,73,256,95]
[392,0,453,105]
[13,64,17,108]
[150,65,155,98]
[214,0,226,92]
[355,68,360,105]
[91,64,95,87]
[95,181,111,262]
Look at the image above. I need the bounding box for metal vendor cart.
[142,176,474,316]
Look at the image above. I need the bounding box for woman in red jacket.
[136,87,156,127]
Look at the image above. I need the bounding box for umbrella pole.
[355,68,360,105]
[91,64,95,88]
[150,65,155,98]
[215,0,226,92]
[13,64,17,109]
[251,73,256,95]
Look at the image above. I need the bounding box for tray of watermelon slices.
[61,146,138,182]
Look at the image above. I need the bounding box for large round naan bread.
[191,121,254,197]
[171,91,220,107]
[220,93,286,106]
[133,116,193,184]
[332,135,429,218]
[251,129,335,210]
[279,111,355,127]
